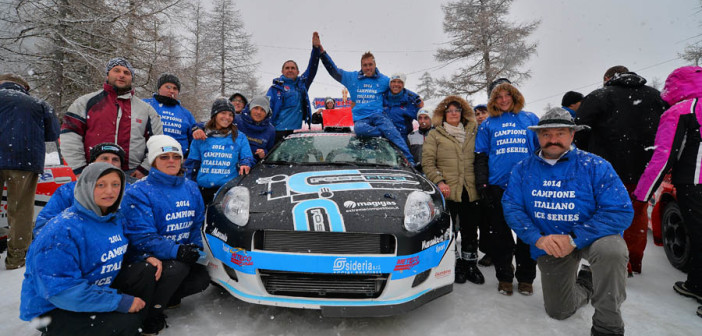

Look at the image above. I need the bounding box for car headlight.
[404,191,438,232]
[222,186,250,226]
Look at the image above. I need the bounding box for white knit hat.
[390,73,406,84]
[147,135,183,165]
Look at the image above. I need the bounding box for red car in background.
[649,174,690,272]
[0,142,76,253]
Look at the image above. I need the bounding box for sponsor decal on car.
[211,227,228,242]
[421,230,452,250]
[231,252,253,266]
[342,200,399,213]
[332,257,382,274]
[434,269,452,279]
[394,256,420,271]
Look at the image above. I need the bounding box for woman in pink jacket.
[634,66,702,318]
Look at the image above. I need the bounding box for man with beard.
[60,57,163,179]
[407,108,432,172]
[503,107,632,336]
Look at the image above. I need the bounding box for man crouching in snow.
[501,107,633,336]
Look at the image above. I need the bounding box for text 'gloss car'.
[202,132,455,317]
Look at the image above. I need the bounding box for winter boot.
[498,281,513,296]
[478,254,493,267]
[697,306,702,318]
[141,312,168,335]
[674,281,702,303]
[454,259,468,284]
[590,325,623,336]
[462,252,484,284]
[576,264,594,302]
[517,282,533,296]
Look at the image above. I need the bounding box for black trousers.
[677,184,702,291]
[486,185,537,283]
[146,260,210,321]
[275,130,295,145]
[39,262,158,336]
[199,186,219,205]
[446,188,482,256]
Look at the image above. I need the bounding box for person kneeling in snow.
[502,108,633,336]
[122,135,210,335]
[20,162,158,336]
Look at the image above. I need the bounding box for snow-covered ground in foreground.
[1,232,700,336]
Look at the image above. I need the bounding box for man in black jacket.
[575,65,668,276]
[0,73,60,269]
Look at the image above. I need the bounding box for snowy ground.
[1,232,700,336]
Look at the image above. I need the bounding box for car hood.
[215,164,440,234]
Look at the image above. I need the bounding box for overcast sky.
[233,0,700,115]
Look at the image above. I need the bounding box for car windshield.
[266,134,402,167]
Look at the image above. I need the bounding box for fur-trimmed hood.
[432,95,476,127]
[487,83,525,116]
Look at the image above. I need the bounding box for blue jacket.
[122,168,205,261]
[144,95,197,155]
[267,47,321,131]
[384,89,422,138]
[502,148,634,259]
[34,181,76,236]
[475,111,540,189]
[20,202,132,320]
[0,82,60,174]
[320,52,389,122]
[235,112,275,163]
[185,131,254,188]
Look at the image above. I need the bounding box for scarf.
[443,122,466,144]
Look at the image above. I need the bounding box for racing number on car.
[307,208,330,231]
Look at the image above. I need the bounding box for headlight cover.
[222,186,250,226]
[404,191,437,232]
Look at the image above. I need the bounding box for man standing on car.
[267,33,322,144]
[575,65,668,276]
[60,57,163,178]
[0,73,60,269]
[503,107,633,336]
[317,34,415,165]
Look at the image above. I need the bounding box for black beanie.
[561,91,584,107]
[89,143,126,164]
[488,78,512,96]
[211,98,235,117]
[157,73,181,91]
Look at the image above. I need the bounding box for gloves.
[477,184,493,208]
[177,244,201,264]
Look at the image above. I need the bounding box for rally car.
[202,132,454,317]
[0,142,76,252]
[649,175,689,272]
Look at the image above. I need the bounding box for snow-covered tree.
[435,0,539,98]
[417,71,436,101]
[680,44,702,66]
[204,0,259,97]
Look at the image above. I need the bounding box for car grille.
[259,270,388,298]
[255,230,396,255]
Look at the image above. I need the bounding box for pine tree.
[417,72,435,101]
[435,0,539,98]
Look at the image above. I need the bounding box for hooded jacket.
[266,47,321,130]
[422,96,480,202]
[20,163,131,320]
[475,83,540,189]
[122,168,205,261]
[502,148,633,259]
[384,88,422,138]
[575,72,668,184]
[144,94,197,156]
[320,52,389,122]
[0,82,60,174]
[634,66,702,201]
[61,83,164,175]
[235,111,276,162]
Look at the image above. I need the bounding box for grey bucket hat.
[528,107,590,132]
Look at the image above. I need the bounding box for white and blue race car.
[202,132,454,317]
